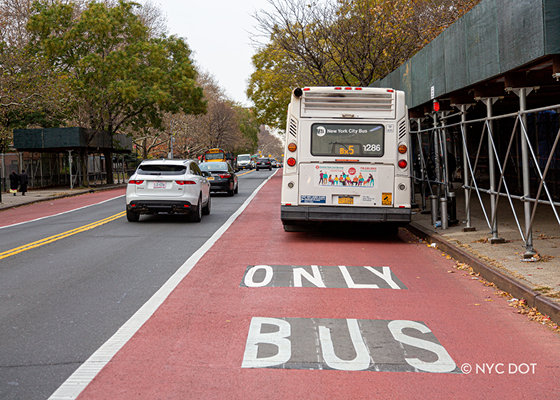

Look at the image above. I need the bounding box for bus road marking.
[240,265,407,289]
[242,317,459,373]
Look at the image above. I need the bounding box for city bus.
[280,86,411,232]
[203,148,227,162]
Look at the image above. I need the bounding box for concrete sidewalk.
[407,187,560,326]
[1,184,559,325]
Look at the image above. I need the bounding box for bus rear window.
[310,123,384,157]
[205,152,225,160]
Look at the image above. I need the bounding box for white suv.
[126,159,211,222]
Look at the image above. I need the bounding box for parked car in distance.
[126,159,211,222]
[256,158,272,171]
[237,154,253,170]
[199,161,238,196]
[271,160,279,168]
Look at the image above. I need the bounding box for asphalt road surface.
[0,169,276,400]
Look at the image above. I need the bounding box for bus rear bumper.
[281,205,411,224]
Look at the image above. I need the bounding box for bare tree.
[252,0,481,86]
[258,126,283,158]
[183,71,246,153]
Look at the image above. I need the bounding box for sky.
[153,0,274,107]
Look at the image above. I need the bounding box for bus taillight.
[288,143,297,152]
[398,144,407,154]
[287,157,296,167]
[398,160,407,169]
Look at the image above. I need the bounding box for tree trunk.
[142,138,148,159]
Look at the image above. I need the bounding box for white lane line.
[0,195,125,230]
[48,170,278,400]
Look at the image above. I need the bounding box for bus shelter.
[10,127,132,189]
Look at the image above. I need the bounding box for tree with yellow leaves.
[248,0,480,130]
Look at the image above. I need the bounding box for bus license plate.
[153,181,167,189]
[338,196,354,205]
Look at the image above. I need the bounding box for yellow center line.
[237,170,255,176]
[0,211,126,260]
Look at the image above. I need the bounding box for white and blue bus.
[280,86,411,232]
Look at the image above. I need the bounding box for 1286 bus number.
[363,144,381,152]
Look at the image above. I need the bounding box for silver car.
[126,159,211,222]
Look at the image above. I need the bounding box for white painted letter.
[244,265,273,287]
[293,265,326,288]
[495,363,505,374]
[364,266,401,289]
[242,317,291,368]
[388,320,456,373]
[338,266,379,289]
[319,319,371,371]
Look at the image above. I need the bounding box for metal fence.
[411,96,560,258]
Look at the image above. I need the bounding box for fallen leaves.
[503,297,560,333]
[453,264,560,334]
[533,286,560,299]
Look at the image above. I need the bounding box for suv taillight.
[176,180,196,185]
[219,174,231,178]
[128,180,144,185]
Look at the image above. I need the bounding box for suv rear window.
[138,164,186,175]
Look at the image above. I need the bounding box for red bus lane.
[0,188,125,227]
[76,174,559,399]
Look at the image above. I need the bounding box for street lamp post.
[169,126,175,159]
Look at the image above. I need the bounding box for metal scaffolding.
[412,98,560,258]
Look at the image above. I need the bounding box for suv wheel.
[202,195,211,215]
[189,196,202,222]
[126,208,139,222]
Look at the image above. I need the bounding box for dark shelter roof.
[371,0,560,115]
[13,127,132,153]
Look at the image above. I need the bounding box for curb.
[0,184,126,212]
[406,222,560,326]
